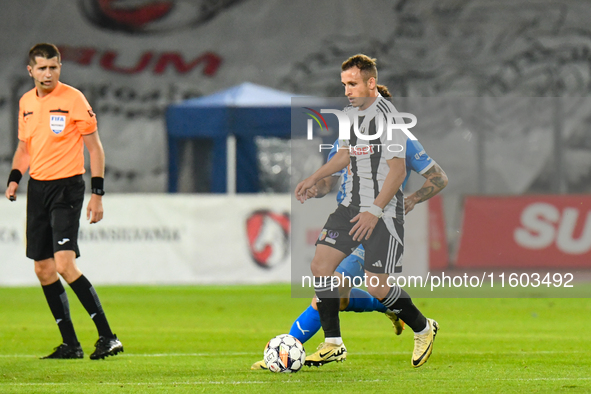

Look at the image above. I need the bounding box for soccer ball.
[263,334,306,373]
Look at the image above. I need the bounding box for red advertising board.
[456,195,591,268]
[429,195,449,269]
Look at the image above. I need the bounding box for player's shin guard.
[314,276,341,338]
[380,286,427,332]
[345,288,388,313]
[42,280,79,346]
[69,275,114,338]
[289,305,322,344]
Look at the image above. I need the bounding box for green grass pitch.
[1,284,590,393]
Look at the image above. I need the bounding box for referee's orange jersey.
[18,82,97,181]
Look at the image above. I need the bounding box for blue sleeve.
[402,139,435,190]
[406,139,434,175]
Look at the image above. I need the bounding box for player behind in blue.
[252,85,448,370]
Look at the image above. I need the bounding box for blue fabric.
[345,288,387,313]
[289,305,321,345]
[327,143,348,203]
[402,138,433,190]
[166,83,296,193]
[335,253,365,279]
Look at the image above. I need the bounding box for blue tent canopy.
[166,83,297,193]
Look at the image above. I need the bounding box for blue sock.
[344,288,387,313]
[289,305,322,344]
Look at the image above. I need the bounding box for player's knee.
[56,263,79,279]
[34,263,50,280]
[339,297,349,311]
[310,258,326,276]
[54,252,80,281]
[34,260,57,283]
[366,285,388,300]
[55,261,69,277]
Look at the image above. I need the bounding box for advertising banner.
[456,195,591,268]
[0,194,291,286]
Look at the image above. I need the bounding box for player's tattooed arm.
[416,165,447,200]
[404,163,448,214]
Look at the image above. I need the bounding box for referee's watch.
[91,188,105,196]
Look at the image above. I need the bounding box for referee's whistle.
[9,195,16,202]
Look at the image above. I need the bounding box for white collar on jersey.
[350,93,383,135]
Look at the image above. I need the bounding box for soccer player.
[251,87,448,370]
[295,54,440,368]
[5,43,123,360]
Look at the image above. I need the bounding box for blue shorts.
[335,246,365,279]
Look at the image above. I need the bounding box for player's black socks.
[380,286,427,332]
[69,275,114,338]
[314,276,341,337]
[42,280,79,346]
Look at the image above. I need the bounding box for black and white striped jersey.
[338,95,408,219]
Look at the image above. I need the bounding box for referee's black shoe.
[41,343,84,359]
[90,335,124,360]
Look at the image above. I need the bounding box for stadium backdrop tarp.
[4,0,591,195]
[0,194,431,286]
[165,82,296,193]
[0,194,291,286]
[3,0,591,269]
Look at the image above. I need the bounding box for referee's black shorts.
[26,175,85,261]
[315,204,404,274]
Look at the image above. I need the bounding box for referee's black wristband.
[91,177,105,196]
[7,169,22,187]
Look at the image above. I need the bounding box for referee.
[5,43,123,360]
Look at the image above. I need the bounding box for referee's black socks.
[380,286,427,333]
[42,280,79,346]
[69,275,114,338]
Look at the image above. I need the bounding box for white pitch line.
[125,351,257,357]
[0,352,258,358]
[0,350,587,358]
[0,382,282,387]
[1,377,591,387]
